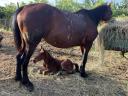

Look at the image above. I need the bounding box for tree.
[56,0,82,11]
[112,0,128,17]
[82,0,93,9]
[34,0,48,3]
[0,7,5,18]
[4,3,16,19]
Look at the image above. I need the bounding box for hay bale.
[97,19,128,64]
[99,19,128,52]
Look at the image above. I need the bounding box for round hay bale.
[97,19,128,64]
[99,20,128,52]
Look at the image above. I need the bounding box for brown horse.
[33,48,79,75]
[12,3,112,91]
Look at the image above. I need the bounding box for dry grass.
[0,31,127,96]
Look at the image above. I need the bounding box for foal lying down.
[33,48,79,75]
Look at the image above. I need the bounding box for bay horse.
[12,3,112,91]
[33,47,79,75]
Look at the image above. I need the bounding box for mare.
[12,3,112,91]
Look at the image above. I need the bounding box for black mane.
[75,4,111,26]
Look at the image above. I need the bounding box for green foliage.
[3,3,16,19]
[56,0,82,12]
[0,0,128,20]
[112,0,128,17]
[33,0,48,3]
[82,0,93,9]
[92,0,105,8]
[0,7,5,18]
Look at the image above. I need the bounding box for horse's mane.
[75,4,110,25]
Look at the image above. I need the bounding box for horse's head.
[100,3,112,22]
[33,47,51,63]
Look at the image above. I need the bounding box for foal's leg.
[15,51,26,81]
[80,45,84,54]
[80,42,93,77]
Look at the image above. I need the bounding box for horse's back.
[45,11,97,48]
[17,3,58,41]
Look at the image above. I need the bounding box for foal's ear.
[40,46,44,52]
[42,48,47,54]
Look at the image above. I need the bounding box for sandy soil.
[0,32,128,96]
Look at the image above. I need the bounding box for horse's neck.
[87,9,101,26]
[75,9,101,26]
[43,55,56,65]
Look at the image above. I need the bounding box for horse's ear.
[108,2,112,7]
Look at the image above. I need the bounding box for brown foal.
[33,48,79,75]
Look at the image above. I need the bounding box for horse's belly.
[44,36,81,48]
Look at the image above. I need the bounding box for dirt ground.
[0,31,128,96]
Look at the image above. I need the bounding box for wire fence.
[0,19,11,30]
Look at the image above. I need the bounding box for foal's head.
[33,48,52,63]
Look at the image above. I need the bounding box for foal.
[33,48,79,75]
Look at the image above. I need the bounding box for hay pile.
[98,19,128,51]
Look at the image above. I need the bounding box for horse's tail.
[97,33,105,65]
[74,63,79,73]
[12,6,24,50]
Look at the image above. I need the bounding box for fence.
[0,19,11,30]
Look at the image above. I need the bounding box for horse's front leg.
[80,45,84,55]
[80,42,93,77]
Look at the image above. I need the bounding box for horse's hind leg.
[21,44,38,91]
[15,51,26,81]
[80,42,93,77]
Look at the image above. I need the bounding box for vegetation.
[0,0,127,30]
[0,0,128,19]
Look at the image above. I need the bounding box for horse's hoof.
[79,66,88,77]
[80,72,88,78]
[22,81,34,92]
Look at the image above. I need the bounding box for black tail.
[12,7,24,50]
[74,64,79,73]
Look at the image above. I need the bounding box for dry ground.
[0,31,128,96]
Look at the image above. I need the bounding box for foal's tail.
[11,7,24,50]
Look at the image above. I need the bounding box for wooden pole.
[17,2,19,8]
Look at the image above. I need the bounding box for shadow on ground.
[0,71,127,96]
